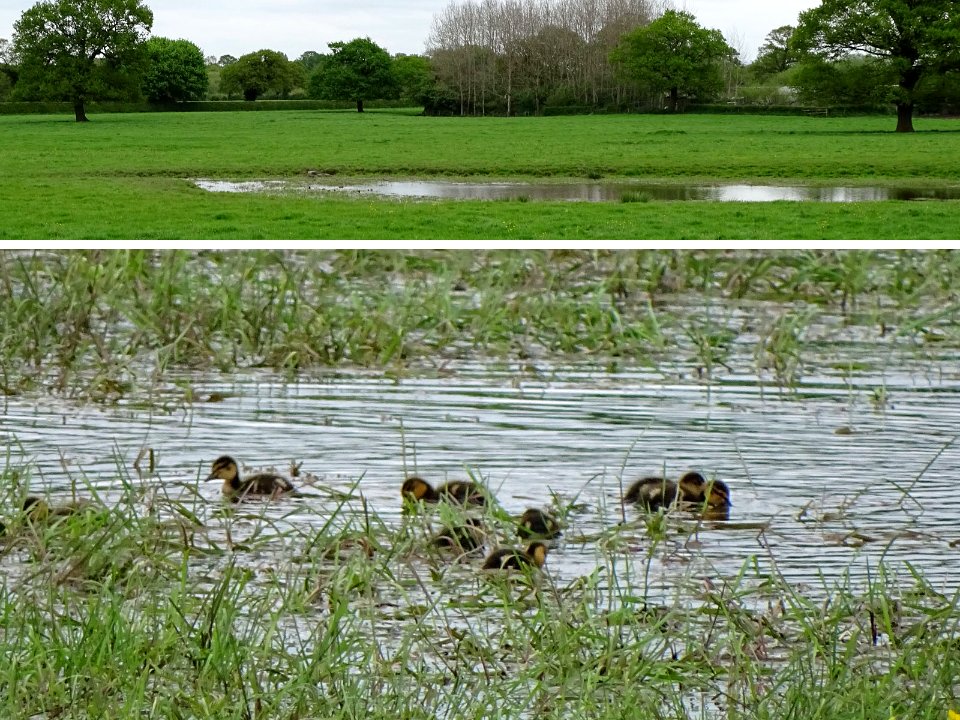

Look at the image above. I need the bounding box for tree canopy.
[792,0,960,132]
[12,0,153,121]
[611,10,735,112]
[219,49,301,101]
[313,37,396,112]
[141,37,207,102]
[751,26,797,79]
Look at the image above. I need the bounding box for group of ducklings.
[204,456,732,572]
[401,475,562,570]
[11,455,730,573]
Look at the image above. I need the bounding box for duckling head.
[527,541,549,568]
[401,476,433,502]
[207,455,239,481]
[678,471,730,508]
[705,478,731,508]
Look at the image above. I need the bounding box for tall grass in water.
[3,250,960,403]
[1,453,958,719]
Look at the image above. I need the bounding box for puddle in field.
[194,177,960,202]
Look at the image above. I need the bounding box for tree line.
[2,0,959,131]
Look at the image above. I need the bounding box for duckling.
[401,476,486,506]
[517,508,562,539]
[623,476,678,512]
[22,496,89,522]
[206,455,296,501]
[677,471,730,518]
[432,517,485,553]
[482,541,549,570]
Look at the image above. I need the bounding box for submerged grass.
[2,249,960,402]
[1,452,958,720]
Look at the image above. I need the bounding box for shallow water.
[3,316,959,604]
[194,178,960,202]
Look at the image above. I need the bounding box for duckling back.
[482,542,549,570]
[517,508,561,539]
[438,480,486,506]
[624,477,678,511]
[432,517,485,553]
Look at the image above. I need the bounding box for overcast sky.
[0,0,820,63]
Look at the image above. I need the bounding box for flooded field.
[3,257,958,717]
[195,178,960,202]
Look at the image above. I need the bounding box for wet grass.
[1,111,959,238]
[3,249,960,402]
[1,453,958,720]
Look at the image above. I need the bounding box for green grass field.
[2,109,960,238]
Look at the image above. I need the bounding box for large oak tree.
[219,49,302,101]
[314,37,396,112]
[793,0,960,132]
[13,0,153,121]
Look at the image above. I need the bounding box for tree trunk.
[895,64,920,133]
[669,86,678,113]
[73,99,88,122]
[895,102,914,133]
[356,98,364,113]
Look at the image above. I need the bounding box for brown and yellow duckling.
[676,471,731,519]
[432,517,486,553]
[482,541,549,571]
[623,476,678,512]
[206,455,297,502]
[401,476,486,507]
[517,508,562,540]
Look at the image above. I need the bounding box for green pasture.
[1,109,959,238]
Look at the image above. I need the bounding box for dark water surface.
[195,178,960,202]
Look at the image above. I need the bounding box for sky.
[0,0,820,63]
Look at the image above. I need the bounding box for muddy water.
[194,178,960,202]
[3,336,959,604]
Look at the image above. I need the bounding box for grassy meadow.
[1,109,960,238]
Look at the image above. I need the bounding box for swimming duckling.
[677,471,730,518]
[206,455,297,501]
[516,508,562,539]
[401,476,486,506]
[482,541,549,570]
[432,517,485,553]
[623,476,678,512]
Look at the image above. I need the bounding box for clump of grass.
[620,191,652,203]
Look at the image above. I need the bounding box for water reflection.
[195,178,960,202]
